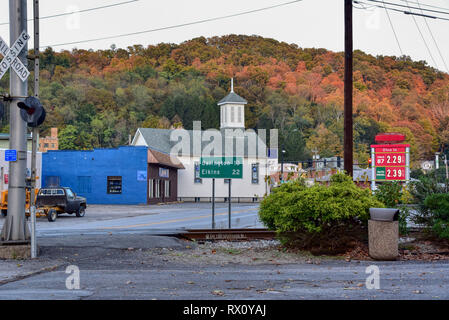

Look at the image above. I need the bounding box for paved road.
[0,203,263,237]
[0,235,448,300]
[1,203,448,300]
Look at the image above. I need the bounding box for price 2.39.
[386,168,405,179]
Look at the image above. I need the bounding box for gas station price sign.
[371,144,409,182]
[375,167,406,180]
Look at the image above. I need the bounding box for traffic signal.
[17,97,46,127]
[368,158,372,168]
[337,156,341,168]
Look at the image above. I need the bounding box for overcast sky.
[0,0,448,72]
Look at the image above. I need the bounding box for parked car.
[36,187,87,222]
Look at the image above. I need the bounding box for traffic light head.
[17,96,46,127]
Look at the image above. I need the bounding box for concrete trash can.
[368,208,399,260]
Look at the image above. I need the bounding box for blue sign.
[137,170,147,181]
[5,150,17,162]
[268,148,278,159]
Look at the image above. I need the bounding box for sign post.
[212,178,215,229]
[200,157,243,229]
[228,179,231,229]
[0,0,31,243]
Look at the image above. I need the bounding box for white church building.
[132,82,277,202]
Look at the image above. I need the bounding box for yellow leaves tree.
[306,124,342,158]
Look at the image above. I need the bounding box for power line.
[42,0,304,48]
[354,1,449,21]
[381,0,404,55]
[399,0,449,13]
[354,1,405,55]
[365,0,449,16]
[416,0,449,72]
[404,0,439,69]
[0,0,140,26]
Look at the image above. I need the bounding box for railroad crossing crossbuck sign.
[0,31,30,82]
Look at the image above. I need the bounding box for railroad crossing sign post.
[0,0,31,243]
[200,157,243,229]
[0,31,31,82]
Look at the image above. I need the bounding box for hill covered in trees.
[0,34,448,165]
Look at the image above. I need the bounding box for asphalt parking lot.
[0,202,263,237]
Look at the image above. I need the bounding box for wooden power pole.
[344,0,353,177]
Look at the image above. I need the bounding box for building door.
[162,180,170,202]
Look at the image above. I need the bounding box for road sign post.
[228,179,231,229]
[200,157,243,229]
[212,178,215,229]
[0,0,31,243]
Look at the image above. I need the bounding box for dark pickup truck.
[36,187,87,222]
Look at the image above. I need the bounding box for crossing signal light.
[17,97,46,127]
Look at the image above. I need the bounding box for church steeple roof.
[218,78,248,106]
[217,92,248,106]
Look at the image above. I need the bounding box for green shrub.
[375,181,403,207]
[409,175,446,226]
[259,173,384,253]
[424,193,449,240]
[259,178,307,230]
[374,181,411,235]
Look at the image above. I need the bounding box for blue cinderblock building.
[42,146,149,204]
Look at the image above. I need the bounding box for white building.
[0,149,42,193]
[132,82,275,202]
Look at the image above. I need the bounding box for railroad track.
[179,228,277,241]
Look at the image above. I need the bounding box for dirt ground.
[159,232,449,265]
[159,240,340,265]
[344,232,449,262]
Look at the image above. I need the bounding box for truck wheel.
[76,207,85,218]
[47,209,57,222]
[1,209,7,217]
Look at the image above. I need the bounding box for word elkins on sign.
[0,30,30,82]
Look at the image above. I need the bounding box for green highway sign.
[199,157,243,179]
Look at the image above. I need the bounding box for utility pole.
[1,0,30,243]
[30,0,40,258]
[344,0,354,177]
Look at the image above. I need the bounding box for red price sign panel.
[376,146,406,153]
[375,153,406,166]
[372,144,409,181]
[376,167,406,180]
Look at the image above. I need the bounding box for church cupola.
[218,78,247,130]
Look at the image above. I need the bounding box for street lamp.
[281,147,286,183]
[435,152,440,170]
[280,128,298,184]
[444,154,449,192]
